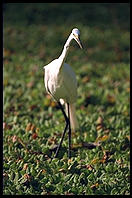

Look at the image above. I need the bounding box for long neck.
[59,33,73,65]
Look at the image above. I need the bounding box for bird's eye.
[73,33,78,39]
[73,33,76,37]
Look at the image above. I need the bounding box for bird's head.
[71,28,83,49]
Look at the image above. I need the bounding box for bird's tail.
[66,103,79,131]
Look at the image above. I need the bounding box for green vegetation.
[3,3,130,195]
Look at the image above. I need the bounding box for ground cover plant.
[3,3,130,195]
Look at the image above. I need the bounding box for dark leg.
[67,103,71,159]
[54,102,69,158]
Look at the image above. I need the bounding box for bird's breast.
[44,62,77,103]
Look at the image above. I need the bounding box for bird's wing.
[43,59,61,97]
[63,63,77,88]
[59,63,77,103]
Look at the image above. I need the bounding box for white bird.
[43,28,83,158]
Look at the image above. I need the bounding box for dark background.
[4,3,130,29]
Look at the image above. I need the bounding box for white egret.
[43,28,83,158]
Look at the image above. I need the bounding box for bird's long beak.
[74,35,83,49]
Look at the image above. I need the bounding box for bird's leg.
[67,103,71,159]
[54,102,69,158]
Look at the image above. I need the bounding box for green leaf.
[14,172,19,185]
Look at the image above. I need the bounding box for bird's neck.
[59,34,73,65]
